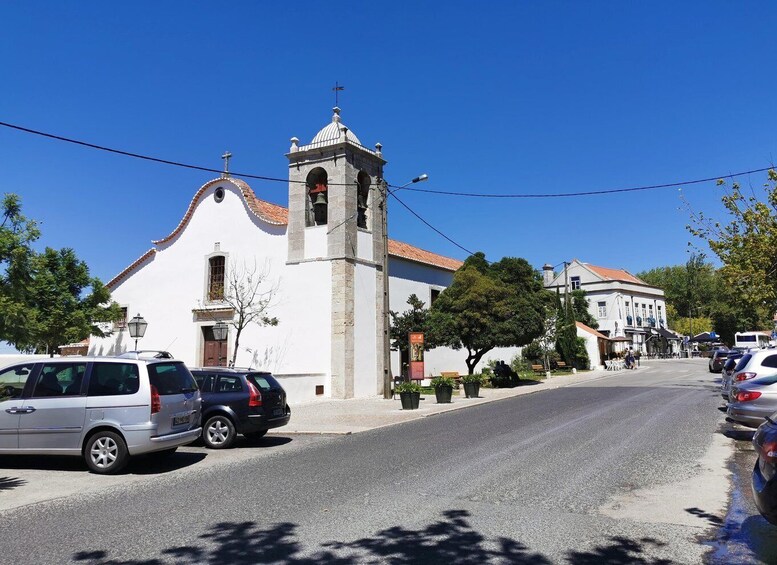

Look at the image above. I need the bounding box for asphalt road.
[0,360,755,564]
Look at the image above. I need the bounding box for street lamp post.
[212,321,228,367]
[381,174,429,399]
[127,314,148,351]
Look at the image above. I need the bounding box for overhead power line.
[387,188,477,258]
[1,119,773,198]
[398,166,775,199]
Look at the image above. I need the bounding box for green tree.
[570,289,598,329]
[556,291,579,368]
[0,194,40,345]
[686,170,777,328]
[428,253,551,374]
[13,247,121,355]
[389,294,436,356]
[637,254,720,322]
[670,317,712,337]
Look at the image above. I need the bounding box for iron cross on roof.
[332,82,345,106]
[221,151,232,178]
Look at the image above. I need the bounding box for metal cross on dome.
[332,82,345,106]
[221,151,232,178]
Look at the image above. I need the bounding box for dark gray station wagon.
[190,367,290,449]
[0,356,201,474]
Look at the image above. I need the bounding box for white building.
[89,108,516,402]
[543,259,668,355]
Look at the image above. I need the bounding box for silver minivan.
[0,355,201,474]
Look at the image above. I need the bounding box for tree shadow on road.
[72,509,680,564]
[0,476,25,491]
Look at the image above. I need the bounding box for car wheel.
[84,431,129,474]
[244,430,268,441]
[203,415,236,449]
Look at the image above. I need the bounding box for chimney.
[542,263,555,287]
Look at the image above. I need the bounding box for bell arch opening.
[306,167,328,226]
[356,171,371,229]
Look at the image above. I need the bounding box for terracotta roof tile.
[388,239,464,272]
[585,264,645,285]
[576,321,609,340]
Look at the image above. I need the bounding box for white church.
[89,108,518,402]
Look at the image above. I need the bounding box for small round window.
[214,187,225,203]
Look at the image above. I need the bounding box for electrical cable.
[387,188,478,258]
[391,165,775,198]
[2,119,773,198]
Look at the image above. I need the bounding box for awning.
[657,328,682,341]
[690,331,718,342]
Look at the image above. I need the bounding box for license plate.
[272,408,283,417]
[173,413,190,425]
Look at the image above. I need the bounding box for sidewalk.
[271,367,613,435]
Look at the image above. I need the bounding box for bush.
[395,381,421,393]
[430,376,455,389]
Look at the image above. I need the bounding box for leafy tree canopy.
[428,253,552,374]
[0,194,40,342]
[0,194,121,354]
[686,171,777,328]
[637,254,720,320]
[389,294,437,353]
[10,247,122,354]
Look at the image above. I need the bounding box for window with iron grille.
[209,256,225,301]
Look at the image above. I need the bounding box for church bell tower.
[286,107,387,399]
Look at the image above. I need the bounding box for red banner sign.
[409,332,424,380]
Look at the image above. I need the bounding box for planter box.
[434,385,453,404]
[463,382,480,398]
[400,391,421,410]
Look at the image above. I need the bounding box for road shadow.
[187,435,293,450]
[0,475,25,491]
[685,506,724,526]
[128,451,208,475]
[0,451,208,476]
[721,429,756,442]
[72,509,680,564]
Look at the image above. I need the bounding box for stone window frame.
[204,251,229,304]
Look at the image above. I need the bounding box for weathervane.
[221,151,232,178]
[332,81,345,106]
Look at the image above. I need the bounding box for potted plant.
[461,373,483,398]
[430,376,454,404]
[396,380,422,410]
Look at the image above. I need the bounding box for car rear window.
[247,373,282,391]
[763,355,777,369]
[735,354,752,372]
[148,362,198,395]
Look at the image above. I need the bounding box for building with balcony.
[543,259,668,355]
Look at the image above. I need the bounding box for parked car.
[709,349,730,373]
[752,413,777,524]
[190,367,291,449]
[721,352,746,399]
[729,349,777,390]
[728,374,777,428]
[0,355,201,474]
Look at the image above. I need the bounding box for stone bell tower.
[286,107,387,399]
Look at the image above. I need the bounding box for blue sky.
[2,2,777,284]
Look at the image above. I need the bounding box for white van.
[735,331,771,350]
[0,356,201,474]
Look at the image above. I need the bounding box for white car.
[728,349,777,400]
